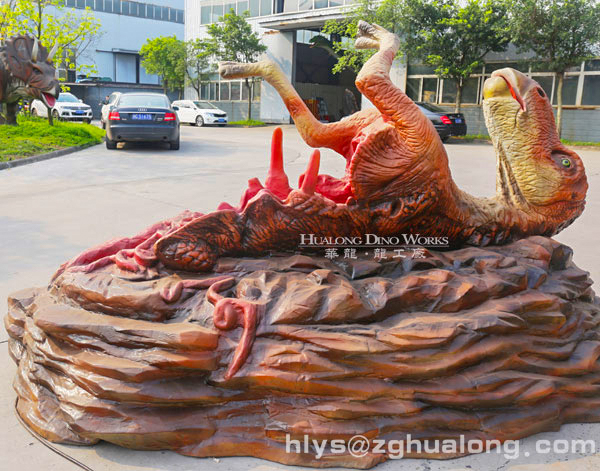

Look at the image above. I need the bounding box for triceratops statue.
[0,36,59,125]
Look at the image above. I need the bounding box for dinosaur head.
[1,36,60,107]
[482,68,587,228]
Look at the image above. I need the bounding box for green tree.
[324,0,511,113]
[140,36,186,97]
[0,0,102,125]
[185,38,212,100]
[205,9,266,121]
[510,0,600,136]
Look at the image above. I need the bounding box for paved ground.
[0,124,599,471]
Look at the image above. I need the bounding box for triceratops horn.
[31,37,39,62]
[47,43,58,61]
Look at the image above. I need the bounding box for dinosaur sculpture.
[0,36,59,125]
[6,22,599,468]
[154,21,588,272]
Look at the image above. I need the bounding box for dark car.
[105,93,180,150]
[416,102,467,142]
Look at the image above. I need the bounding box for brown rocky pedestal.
[5,236,600,469]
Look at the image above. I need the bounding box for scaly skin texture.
[0,36,59,125]
[154,21,588,272]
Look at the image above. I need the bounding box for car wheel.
[170,137,180,150]
[106,139,117,149]
[195,115,204,127]
[85,118,92,124]
[442,136,449,143]
[31,108,38,117]
[52,110,61,121]
[101,120,105,129]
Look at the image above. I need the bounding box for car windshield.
[119,95,169,108]
[193,101,217,109]
[57,93,80,103]
[418,102,445,113]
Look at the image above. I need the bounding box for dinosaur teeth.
[265,127,291,199]
[300,150,321,195]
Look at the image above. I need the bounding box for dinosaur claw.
[300,149,321,195]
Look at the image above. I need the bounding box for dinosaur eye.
[536,88,545,97]
[561,158,571,168]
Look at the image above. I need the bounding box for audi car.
[416,102,467,142]
[171,100,228,126]
[104,93,180,150]
[30,92,93,123]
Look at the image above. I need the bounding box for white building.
[60,0,185,84]
[185,0,359,123]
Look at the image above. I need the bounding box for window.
[552,75,578,106]
[76,0,85,7]
[162,6,169,21]
[231,81,241,100]
[201,5,211,23]
[422,78,438,103]
[121,0,130,14]
[66,0,76,6]
[85,0,94,8]
[406,78,420,101]
[249,0,260,16]
[260,0,271,15]
[201,83,209,100]
[582,76,600,105]
[212,4,223,22]
[585,60,600,72]
[253,81,260,101]
[238,0,249,14]
[315,0,328,7]
[283,0,298,12]
[220,82,230,100]
[298,0,312,10]
[177,9,183,23]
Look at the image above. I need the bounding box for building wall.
[48,1,184,84]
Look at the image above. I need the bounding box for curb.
[0,142,99,171]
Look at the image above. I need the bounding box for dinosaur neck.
[448,183,551,245]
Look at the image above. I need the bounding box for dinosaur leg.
[219,60,378,158]
[6,101,18,125]
[354,21,439,145]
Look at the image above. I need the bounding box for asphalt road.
[0,124,599,471]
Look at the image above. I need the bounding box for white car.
[31,92,93,123]
[172,100,228,127]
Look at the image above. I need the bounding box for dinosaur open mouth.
[217,128,354,213]
[494,73,526,112]
[41,92,56,108]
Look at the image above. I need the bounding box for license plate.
[132,113,152,120]
[217,119,226,122]
[75,110,85,115]
[455,118,462,123]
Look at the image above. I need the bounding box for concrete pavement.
[1,124,599,470]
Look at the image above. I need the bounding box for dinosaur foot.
[355,20,399,51]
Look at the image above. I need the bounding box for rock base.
[5,236,600,468]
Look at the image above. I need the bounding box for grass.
[560,139,600,147]
[451,134,600,147]
[451,134,491,143]
[229,119,266,127]
[0,115,105,162]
